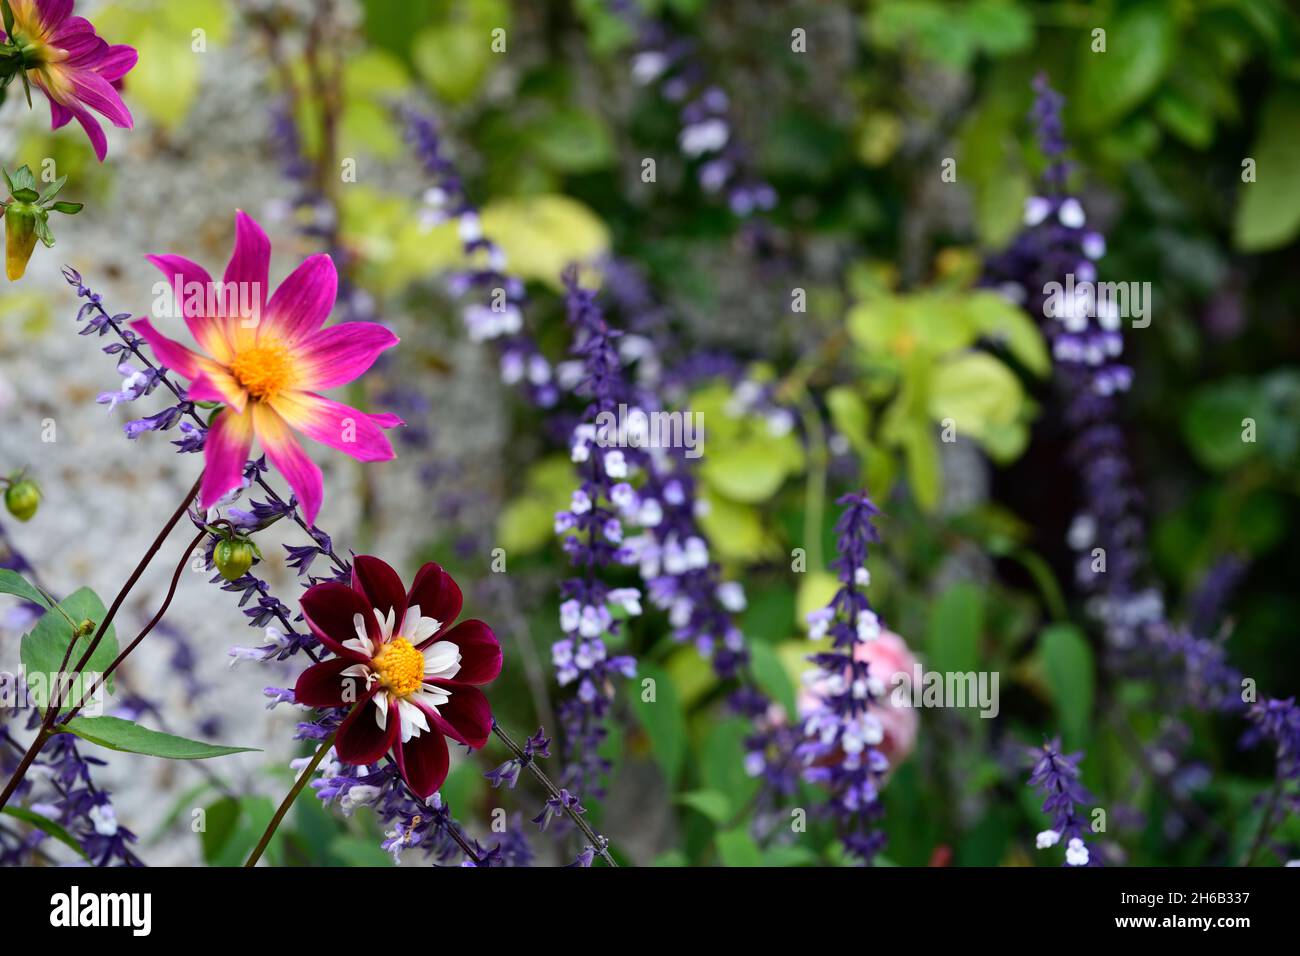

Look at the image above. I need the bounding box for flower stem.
[245,729,338,867]
[0,472,202,814]
[61,526,208,722]
[491,721,618,866]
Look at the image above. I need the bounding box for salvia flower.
[1027,738,1096,866]
[293,556,502,798]
[796,491,890,863]
[129,211,403,523]
[0,0,137,161]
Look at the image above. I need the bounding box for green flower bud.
[4,201,38,281]
[4,478,40,521]
[214,536,258,582]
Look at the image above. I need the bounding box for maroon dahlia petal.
[407,562,464,641]
[351,555,408,627]
[334,691,398,765]
[293,657,354,707]
[394,730,451,799]
[426,683,493,749]
[436,619,502,684]
[300,581,375,659]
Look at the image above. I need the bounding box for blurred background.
[1,0,1299,866]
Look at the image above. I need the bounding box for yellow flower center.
[371,638,424,699]
[230,341,295,401]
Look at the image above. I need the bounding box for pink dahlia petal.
[350,556,407,628]
[293,657,354,707]
[64,100,107,162]
[48,98,74,130]
[335,691,397,766]
[95,44,138,83]
[129,317,205,379]
[200,409,254,511]
[185,370,246,413]
[251,404,323,526]
[407,563,463,646]
[269,392,398,463]
[144,254,231,360]
[31,0,73,31]
[300,581,378,658]
[224,211,271,325]
[369,412,406,429]
[69,70,132,128]
[263,253,337,344]
[426,683,492,749]
[294,323,399,390]
[434,620,501,685]
[394,730,450,799]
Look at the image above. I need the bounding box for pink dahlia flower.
[130,211,402,524]
[294,556,503,798]
[1,0,137,161]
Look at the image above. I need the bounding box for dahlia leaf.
[20,587,119,710]
[0,568,52,609]
[58,715,259,760]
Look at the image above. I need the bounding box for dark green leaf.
[2,806,88,859]
[1040,624,1094,749]
[51,201,82,215]
[59,716,259,759]
[0,569,52,609]
[629,664,686,785]
[20,587,118,710]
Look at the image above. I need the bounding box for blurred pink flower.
[799,629,920,767]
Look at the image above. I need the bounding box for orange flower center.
[372,638,424,698]
[230,341,294,401]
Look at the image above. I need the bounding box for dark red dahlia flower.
[294,555,502,798]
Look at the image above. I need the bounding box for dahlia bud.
[2,165,83,282]
[3,200,37,281]
[213,535,260,582]
[4,477,40,522]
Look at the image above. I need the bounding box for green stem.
[245,730,338,867]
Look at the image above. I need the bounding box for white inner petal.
[411,686,450,714]
[396,698,431,742]
[422,640,462,680]
[342,613,376,657]
[402,603,443,644]
[372,691,389,730]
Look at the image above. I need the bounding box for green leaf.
[926,583,984,677]
[59,716,258,760]
[20,587,118,710]
[700,718,760,810]
[927,351,1025,444]
[1040,624,1094,749]
[10,165,34,192]
[700,443,793,503]
[1182,380,1261,472]
[1233,86,1300,252]
[748,638,796,717]
[2,806,88,860]
[37,175,66,203]
[715,826,763,866]
[50,201,82,215]
[0,569,52,609]
[1074,3,1174,129]
[630,664,686,786]
[11,187,38,202]
[199,796,240,863]
[966,291,1050,377]
[674,789,732,824]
